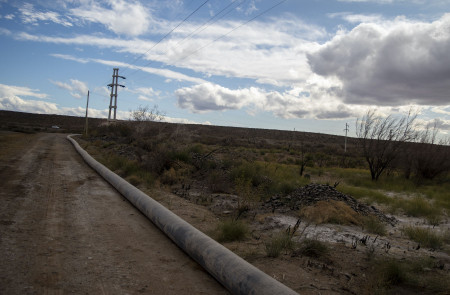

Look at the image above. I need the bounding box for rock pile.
[263,183,397,225]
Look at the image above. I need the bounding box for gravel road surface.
[0,132,228,294]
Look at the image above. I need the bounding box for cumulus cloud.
[50,79,88,99]
[308,14,450,107]
[19,3,72,27]
[70,0,152,36]
[175,82,368,120]
[0,83,47,99]
[0,96,59,114]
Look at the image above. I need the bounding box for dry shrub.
[160,167,178,185]
[300,200,361,225]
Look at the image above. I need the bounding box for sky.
[0,0,449,137]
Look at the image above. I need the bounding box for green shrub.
[377,259,408,286]
[402,226,444,250]
[363,216,387,236]
[296,238,329,258]
[370,257,450,292]
[404,196,440,218]
[216,220,248,242]
[265,232,295,258]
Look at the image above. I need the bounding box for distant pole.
[107,68,126,121]
[84,90,90,136]
[344,123,349,153]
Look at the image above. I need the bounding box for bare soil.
[0,132,228,294]
[1,109,449,295]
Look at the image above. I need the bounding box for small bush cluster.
[363,216,387,236]
[369,257,450,293]
[265,232,295,258]
[296,238,329,258]
[300,200,361,225]
[402,226,445,250]
[215,220,248,243]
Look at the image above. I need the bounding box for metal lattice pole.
[107,68,125,121]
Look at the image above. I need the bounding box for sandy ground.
[0,132,228,294]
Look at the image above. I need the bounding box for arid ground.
[1,111,449,295]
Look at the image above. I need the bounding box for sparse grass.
[265,231,295,258]
[231,161,309,198]
[337,185,393,205]
[100,153,155,186]
[363,215,387,236]
[215,220,248,243]
[372,259,409,288]
[404,196,441,218]
[300,200,362,225]
[402,226,445,250]
[296,238,329,258]
[369,257,450,293]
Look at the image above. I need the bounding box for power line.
[133,0,288,76]
[127,0,248,83]
[121,0,210,76]
[168,0,289,66]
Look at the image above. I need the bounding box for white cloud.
[0,83,47,99]
[308,14,450,107]
[175,80,426,121]
[70,0,152,36]
[16,13,324,87]
[19,3,72,27]
[328,12,384,24]
[0,96,58,114]
[50,53,208,84]
[0,83,123,119]
[175,82,362,120]
[50,79,88,99]
[430,106,450,116]
[127,87,161,101]
[0,28,11,36]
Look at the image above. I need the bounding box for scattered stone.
[263,183,397,225]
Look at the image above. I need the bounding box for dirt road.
[0,132,228,294]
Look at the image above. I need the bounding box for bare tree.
[298,141,312,176]
[356,109,417,181]
[129,104,165,122]
[413,122,450,180]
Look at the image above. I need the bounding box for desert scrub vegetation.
[265,231,295,258]
[299,200,362,225]
[215,220,248,243]
[231,161,309,198]
[368,257,450,293]
[402,226,448,250]
[294,238,329,259]
[363,215,387,236]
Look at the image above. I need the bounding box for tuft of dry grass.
[299,200,361,225]
[402,226,445,250]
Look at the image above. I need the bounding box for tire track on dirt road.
[0,132,228,294]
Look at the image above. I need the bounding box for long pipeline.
[67,135,298,295]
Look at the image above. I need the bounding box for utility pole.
[84,90,89,136]
[107,68,126,121]
[344,123,349,153]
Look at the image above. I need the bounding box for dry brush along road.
[0,132,228,294]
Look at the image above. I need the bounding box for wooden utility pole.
[344,123,349,153]
[84,90,89,136]
[107,68,126,121]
